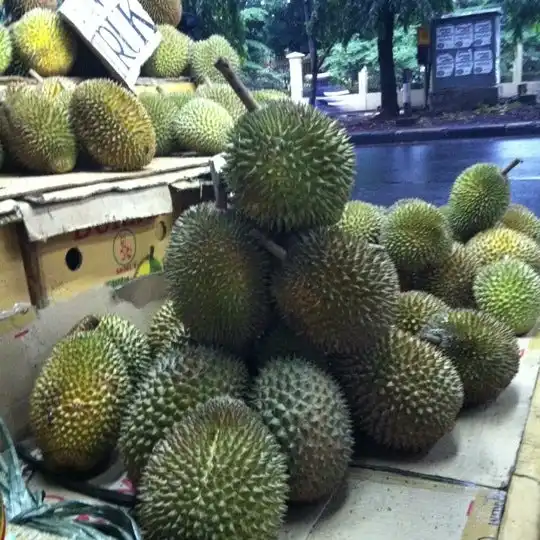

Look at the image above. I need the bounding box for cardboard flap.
[18,184,173,242]
[0,156,212,202]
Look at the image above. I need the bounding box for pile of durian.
[0,1,288,174]
[25,84,540,539]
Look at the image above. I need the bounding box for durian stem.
[249,229,287,261]
[214,57,260,112]
[502,158,522,176]
[156,86,165,95]
[28,69,43,85]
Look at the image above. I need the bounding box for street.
[353,136,540,213]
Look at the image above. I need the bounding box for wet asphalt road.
[353,136,540,214]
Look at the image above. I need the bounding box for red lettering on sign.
[72,217,155,241]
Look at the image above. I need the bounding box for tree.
[503,0,540,40]
[345,0,453,117]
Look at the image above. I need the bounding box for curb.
[349,121,540,145]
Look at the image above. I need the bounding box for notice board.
[431,9,502,92]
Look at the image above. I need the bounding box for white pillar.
[286,52,305,103]
[512,42,523,84]
[357,67,368,110]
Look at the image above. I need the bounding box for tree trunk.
[377,7,399,117]
[303,0,318,106]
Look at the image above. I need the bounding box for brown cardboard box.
[0,157,214,308]
[0,205,35,337]
[33,213,173,303]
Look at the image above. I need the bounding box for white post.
[512,42,523,84]
[357,67,368,110]
[286,52,305,103]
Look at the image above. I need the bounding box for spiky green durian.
[138,92,178,156]
[190,35,241,84]
[136,397,288,540]
[0,25,13,74]
[29,332,130,472]
[165,89,194,110]
[332,327,464,452]
[138,0,182,26]
[465,227,540,273]
[420,309,520,406]
[380,199,453,272]
[334,200,384,243]
[142,25,191,78]
[250,356,353,503]
[68,313,151,390]
[164,203,272,352]
[70,78,156,171]
[11,9,76,76]
[396,290,449,335]
[447,163,510,241]
[172,97,233,155]
[195,83,246,120]
[252,89,290,104]
[409,242,479,308]
[224,100,355,233]
[1,84,77,173]
[499,203,540,242]
[273,229,399,355]
[473,258,540,335]
[147,300,191,359]
[118,344,248,484]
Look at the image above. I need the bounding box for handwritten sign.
[59,0,161,89]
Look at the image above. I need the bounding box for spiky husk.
[396,290,449,335]
[136,397,288,540]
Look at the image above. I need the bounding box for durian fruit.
[420,309,520,406]
[142,25,191,78]
[70,79,156,171]
[255,322,328,371]
[68,314,151,390]
[273,229,400,355]
[195,83,246,120]
[136,397,288,540]
[1,84,77,174]
[396,290,449,335]
[473,258,540,335]
[0,25,13,74]
[147,299,191,359]
[465,227,540,273]
[499,203,540,242]
[173,97,233,155]
[252,89,290,104]
[166,89,194,110]
[40,76,77,99]
[447,163,510,242]
[250,356,353,503]
[332,328,464,452]
[164,203,271,352]
[380,199,453,272]
[138,92,178,156]
[224,101,355,233]
[334,200,384,243]
[29,332,130,472]
[190,35,241,84]
[410,242,479,308]
[11,9,76,76]
[118,344,248,483]
[139,0,182,26]
[5,0,56,20]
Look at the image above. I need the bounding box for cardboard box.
[0,201,35,338]
[0,156,214,308]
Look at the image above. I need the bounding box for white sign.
[59,0,161,89]
[473,20,492,47]
[454,49,473,76]
[454,23,473,48]
[435,53,454,78]
[473,49,493,74]
[436,25,455,50]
